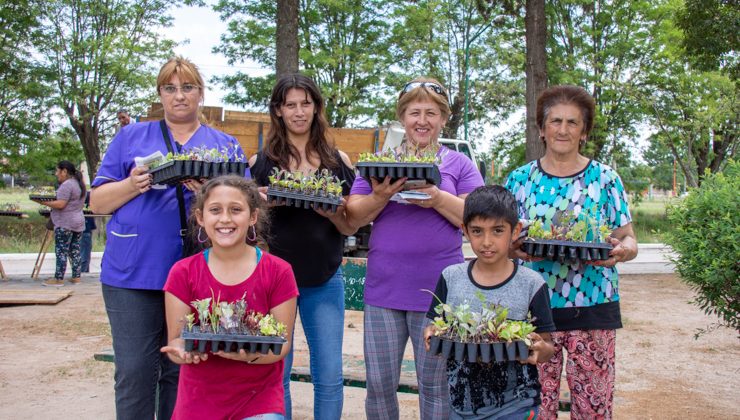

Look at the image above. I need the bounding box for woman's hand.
[509,237,544,263]
[129,166,152,194]
[520,332,554,365]
[404,184,440,209]
[160,338,209,365]
[588,236,629,268]
[314,197,346,219]
[370,176,406,201]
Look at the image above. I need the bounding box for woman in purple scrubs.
[89,56,244,420]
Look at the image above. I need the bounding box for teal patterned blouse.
[505,160,632,331]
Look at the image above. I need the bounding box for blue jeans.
[79,230,93,272]
[282,268,344,420]
[102,284,179,420]
[242,414,284,420]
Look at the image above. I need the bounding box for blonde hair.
[157,56,206,123]
[156,56,205,93]
[395,77,451,121]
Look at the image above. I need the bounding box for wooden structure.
[143,104,386,163]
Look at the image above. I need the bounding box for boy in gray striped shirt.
[424,185,555,419]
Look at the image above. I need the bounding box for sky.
[164,2,268,110]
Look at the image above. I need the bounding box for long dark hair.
[57,160,86,199]
[265,73,338,170]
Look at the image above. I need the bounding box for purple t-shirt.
[52,179,85,232]
[91,121,244,290]
[350,147,484,311]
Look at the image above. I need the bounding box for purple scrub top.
[91,121,246,290]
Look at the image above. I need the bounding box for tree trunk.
[276,0,299,78]
[524,0,547,162]
[66,110,101,184]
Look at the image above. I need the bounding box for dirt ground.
[0,273,737,420]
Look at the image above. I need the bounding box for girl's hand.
[370,176,406,201]
[215,349,263,363]
[588,236,627,268]
[129,166,152,194]
[520,332,552,365]
[160,338,209,365]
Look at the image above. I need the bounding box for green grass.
[629,197,678,243]
[0,187,106,253]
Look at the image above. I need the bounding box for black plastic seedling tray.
[356,162,441,185]
[39,209,97,217]
[29,195,56,202]
[181,329,286,355]
[522,239,613,263]
[428,336,529,363]
[0,211,24,218]
[266,189,341,213]
[150,161,248,185]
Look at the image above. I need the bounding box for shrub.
[665,160,739,337]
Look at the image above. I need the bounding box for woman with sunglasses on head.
[346,77,485,419]
[89,56,245,420]
[249,73,356,420]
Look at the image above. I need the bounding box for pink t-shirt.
[164,250,298,420]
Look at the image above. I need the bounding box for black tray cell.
[492,342,505,362]
[522,239,613,263]
[479,343,492,363]
[466,342,479,363]
[355,162,442,185]
[0,211,24,218]
[266,189,341,213]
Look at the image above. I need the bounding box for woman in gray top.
[33,160,86,286]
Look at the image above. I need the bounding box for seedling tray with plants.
[426,291,535,363]
[38,209,97,217]
[0,203,25,218]
[148,145,248,185]
[521,210,613,263]
[182,330,285,355]
[28,194,56,202]
[356,151,442,185]
[266,168,345,213]
[182,294,288,356]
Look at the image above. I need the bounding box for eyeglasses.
[400,82,448,100]
[160,84,200,95]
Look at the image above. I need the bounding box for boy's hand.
[161,338,209,365]
[520,332,554,365]
[423,325,435,351]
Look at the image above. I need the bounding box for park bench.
[94,257,569,409]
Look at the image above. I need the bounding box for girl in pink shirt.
[161,176,298,420]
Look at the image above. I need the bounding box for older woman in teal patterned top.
[505,85,637,420]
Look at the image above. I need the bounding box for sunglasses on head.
[400,82,448,100]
